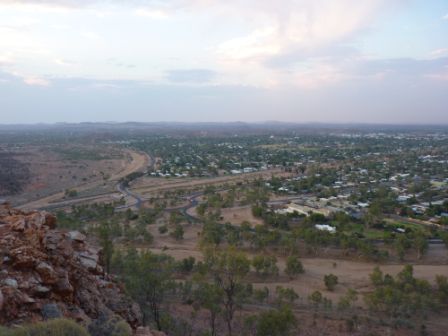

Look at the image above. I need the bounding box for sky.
[0,0,447,124]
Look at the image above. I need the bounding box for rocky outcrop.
[0,202,142,328]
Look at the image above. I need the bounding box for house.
[279,203,332,217]
[397,195,412,203]
[315,224,336,233]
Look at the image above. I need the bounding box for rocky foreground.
[0,202,160,335]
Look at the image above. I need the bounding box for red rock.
[0,288,4,311]
[11,217,26,231]
[68,231,86,242]
[0,203,143,329]
[35,262,58,285]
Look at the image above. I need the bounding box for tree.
[394,235,410,261]
[117,249,175,330]
[369,266,383,287]
[252,255,279,277]
[285,256,304,279]
[201,220,224,246]
[252,287,270,303]
[415,233,428,259]
[308,291,323,308]
[178,256,196,273]
[255,306,297,336]
[194,282,223,336]
[324,274,338,291]
[170,223,184,240]
[436,275,448,304]
[204,247,251,336]
[275,286,299,306]
[337,289,358,310]
[98,221,114,274]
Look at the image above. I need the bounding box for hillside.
[0,202,154,334]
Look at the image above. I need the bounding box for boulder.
[3,278,18,289]
[42,303,62,320]
[68,231,86,242]
[35,262,58,285]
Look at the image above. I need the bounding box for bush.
[170,224,184,240]
[255,306,297,336]
[324,274,338,291]
[88,315,132,336]
[5,319,89,336]
[285,256,304,279]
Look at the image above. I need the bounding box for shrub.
[88,315,132,336]
[324,274,338,291]
[285,256,304,279]
[6,319,89,336]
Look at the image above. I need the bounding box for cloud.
[429,48,448,58]
[54,58,74,66]
[443,13,448,20]
[207,0,391,88]
[0,0,438,91]
[81,31,102,40]
[165,69,217,83]
[214,1,387,61]
[354,57,448,78]
[135,8,169,19]
[23,76,50,86]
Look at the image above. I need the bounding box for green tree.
[337,289,358,310]
[117,249,175,330]
[98,221,114,274]
[415,233,428,260]
[178,256,196,273]
[203,247,251,336]
[308,291,323,308]
[252,287,270,303]
[369,266,383,287]
[436,275,448,304]
[252,255,279,277]
[394,235,410,261]
[170,223,184,241]
[275,286,299,306]
[285,256,304,279]
[324,274,338,291]
[255,306,297,336]
[193,282,223,336]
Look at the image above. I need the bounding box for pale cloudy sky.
[0,0,447,124]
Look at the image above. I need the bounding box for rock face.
[0,202,142,328]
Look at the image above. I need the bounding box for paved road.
[115,181,144,210]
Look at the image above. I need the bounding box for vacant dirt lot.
[218,205,265,226]
[17,148,148,210]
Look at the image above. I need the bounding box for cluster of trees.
[200,212,393,261]
[110,246,306,336]
[56,205,157,244]
[365,265,448,316]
